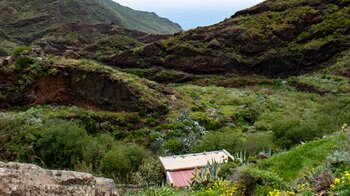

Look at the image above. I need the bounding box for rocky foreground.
[0,162,119,196]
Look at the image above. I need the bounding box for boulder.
[63,50,80,59]
[256,152,269,160]
[206,108,218,119]
[1,56,14,67]
[0,162,119,196]
[29,47,45,58]
[20,50,30,56]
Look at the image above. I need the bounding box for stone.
[0,162,119,196]
[63,50,80,59]
[1,56,14,67]
[206,108,218,119]
[29,47,45,58]
[256,152,269,160]
[169,95,177,102]
[20,50,30,56]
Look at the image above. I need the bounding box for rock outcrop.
[1,56,13,67]
[34,23,171,58]
[63,50,80,59]
[0,162,118,196]
[0,49,175,113]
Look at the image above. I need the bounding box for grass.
[10,105,132,119]
[2,54,350,194]
[259,135,343,180]
[1,0,350,194]
[289,74,350,93]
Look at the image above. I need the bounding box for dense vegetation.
[1,44,350,195]
[1,0,350,195]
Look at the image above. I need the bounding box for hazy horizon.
[112,0,264,30]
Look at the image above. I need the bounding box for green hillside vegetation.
[1,43,350,195]
[80,35,144,61]
[1,0,350,195]
[136,134,347,195]
[99,0,182,34]
[0,0,181,53]
[109,0,350,76]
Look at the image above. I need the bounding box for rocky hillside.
[33,23,171,59]
[98,0,181,34]
[0,0,181,55]
[0,48,175,114]
[0,161,118,195]
[108,0,350,77]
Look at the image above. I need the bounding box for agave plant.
[233,150,249,166]
[190,160,222,190]
[327,123,350,167]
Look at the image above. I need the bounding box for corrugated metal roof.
[167,169,195,187]
[159,150,233,171]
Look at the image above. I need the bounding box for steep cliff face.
[0,162,118,196]
[0,50,175,113]
[108,0,350,77]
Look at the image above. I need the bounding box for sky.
[113,0,265,30]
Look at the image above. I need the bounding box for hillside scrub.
[0,111,158,184]
[1,0,350,194]
[175,84,350,150]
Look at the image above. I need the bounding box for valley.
[1,0,350,195]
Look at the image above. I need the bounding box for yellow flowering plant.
[268,189,295,196]
[329,170,350,192]
[199,180,240,196]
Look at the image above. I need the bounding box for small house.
[159,150,234,187]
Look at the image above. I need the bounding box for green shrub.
[0,111,45,163]
[154,110,207,155]
[327,128,350,170]
[0,114,21,160]
[163,139,182,154]
[192,128,242,155]
[191,112,221,130]
[230,167,284,195]
[0,48,8,57]
[78,133,115,172]
[37,119,89,169]
[131,158,162,186]
[80,113,99,134]
[219,162,240,179]
[101,148,131,181]
[134,186,184,195]
[242,132,274,154]
[122,143,150,171]
[101,143,151,182]
[15,56,36,69]
[12,46,32,57]
[271,117,321,149]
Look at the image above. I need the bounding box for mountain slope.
[99,0,182,34]
[108,0,350,77]
[32,23,171,58]
[0,0,181,54]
